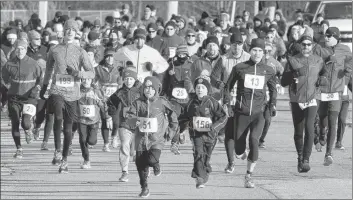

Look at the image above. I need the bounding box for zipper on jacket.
[249,64,256,115]
[305,57,309,101]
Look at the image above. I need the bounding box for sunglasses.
[187,35,195,37]
[325,34,333,38]
[166,28,174,31]
[301,43,312,47]
[148,30,156,33]
[264,49,272,53]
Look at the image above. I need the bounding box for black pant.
[135,149,161,189]
[8,99,34,149]
[78,123,99,161]
[233,112,265,162]
[318,100,342,155]
[259,104,272,143]
[170,100,187,144]
[337,100,349,143]
[290,102,317,161]
[0,85,8,107]
[33,99,54,142]
[190,133,216,181]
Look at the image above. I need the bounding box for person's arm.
[344,48,353,77]
[267,71,278,107]
[223,66,240,105]
[210,99,227,138]
[162,98,179,140]
[43,47,55,85]
[151,48,169,74]
[280,61,294,87]
[76,49,95,79]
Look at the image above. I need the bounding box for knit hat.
[299,35,313,43]
[18,32,28,40]
[230,30,243,44]
[133,28,146,40]
[122,3,130,9]
[194,77,211,94]
[28,30,41,40]
[147,23,158,32]
[88,31,100,41]
[104,48,115,57]
[176,44,189,56]
[326,27,340,40]
[64,19,79,32]
[86,46,95,53]
[321,20,330,27]
[122,67,137,80]
[250,38,265,51]
[186,29,196,35]
[55,11,63,18]
[94,19,101,26]
[143,76,161,95]
[16,39,28,49]
[6,29,17,39]
[201,11,210,19]
[165,21,177,29]
[205,35,219,47]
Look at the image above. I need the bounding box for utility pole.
[166,1,178,21]
[254,1,259,16]
[230,1,236,26]
[39,1,48,28]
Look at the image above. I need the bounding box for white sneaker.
[244,174,255,188]
[324,155,333,166]
[102,144,111,152]
[80,161,91,169]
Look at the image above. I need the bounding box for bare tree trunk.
[137,0,142,21]
[220,1,224,11]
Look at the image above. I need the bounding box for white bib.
[298,99,317,110]
[139,117,158,133]
[172,87,188,99]
[104,86,117,98]
[343,86,348,96]
[56,74,74,87]
[22,104,36,116]
[169,47,177,58]
[321,93,339,101]
[266,91,270,101]
[193,117,212,132]
[80,105,95,118]
[244,74,265,89]
[230,87,237,97]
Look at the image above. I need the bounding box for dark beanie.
[143,76,161,95]
[165,21,177,29]
[230,30,243,44]
[201,11,210,19]
[325,27,340,40]
[133,28,147,40]
[205,35,219,47]
[194,77,211,94]
[122,67,137,80]
[250,38,265,51]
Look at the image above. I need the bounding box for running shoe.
[80,160,91,169]
[224,162,235,173]
[139,187,150,198]
[13,149,23,159]
[119,172,129,182]
[244,174,255,188]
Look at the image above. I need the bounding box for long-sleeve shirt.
[43,42,95,101]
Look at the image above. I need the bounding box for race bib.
[56,74,74,87]
[266,91,270,101]
[230,87,237,97]
[172,88,188,99]
[104,86,117,97]
[169,47,176,58]
[23,104,36,116]
[193,117,212,132]
[298,99,317,110]
[139,117,158,133]
[343,86,348,96]
[80,105,95,118]
[230,98,236,106]
[321,93,339,101]
[244,74,265,89]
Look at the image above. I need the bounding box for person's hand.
[222,104,229,117]
[269,104,277,117]
[169,69,175,75]
[145,62,153,71]
[40,84,48,100]
[66,66,79,77]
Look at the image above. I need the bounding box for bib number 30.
[244,74,265,89]
[193,117,212,132]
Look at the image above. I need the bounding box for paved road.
[1,100,352,199]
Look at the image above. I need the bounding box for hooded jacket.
[94,63,122,98]
[161,33,186,58]
[145,35,169,60]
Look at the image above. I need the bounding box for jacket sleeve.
[210,99,227,134]
[106,91,121,116]
[77,49,95,79]
[210,58,227,89]
[267,71,278,106]
[162,98,179,139]
[277,39,287,57]
[96,89,110,119]
[35,60,43,86]
[344,49,353,77]
[43,47,55,85]
[1,63,10,86]
[223,66,240,105]
[151,48,169,74]
[280,61,294,87]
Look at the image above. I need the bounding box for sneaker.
[315,143,322,152]
[88,144,94,149]
[59,160,69,173]
[297,161,303,173]
[41,141,49,150]
[244,174,255,188]
[224,162,235,173]
[111,136,119,148]
[170,143,181,155]
[259,142,266,149]
[33,128,40,140]
[153,165,161,176]
[119,172,129,182]
[179,132,186,144]
[335,142,345,150]
[324,154,333,166]
[139,187,150,198]
[13,149,23,159]
[102,144,111,152]
[196,178,205,189]
[25,130,33,144]
[80,160,91,169]
[301,160,310,173]
[52,151,62,165]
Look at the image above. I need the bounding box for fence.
[1,9,119,27]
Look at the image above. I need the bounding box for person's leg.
[190,134,207,188]
[302,103,318,171]
[203,135,216,183]
[290,102,306,172]
[170,101,182,154]
[147,148,162,176]
[78,123,89,163]
[259,104,271,147]
[224,116,235,173]
[8,100,22,157]
[324,100,341,166]
[111,113,120,148]
[119,128,133,181]
[21,113,34,143]
[318,101,329,146]
[100,117,110,152]
[336,100,349,149]
[234,114,251,158]
[135,151,150,197]
[41,113,54,150]
[33,99,46,140]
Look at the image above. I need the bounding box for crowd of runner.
[0,3,352,198]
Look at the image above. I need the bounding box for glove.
[316,76,328,87]
[216,81,225,89]
[29,85,41,99]
[269,104,277,117]
[325,55,337,64]
[40,84,48,100]
[106,117,113,130]
[66,66,79,77]
[145,62,153,71]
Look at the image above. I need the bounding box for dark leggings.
[78,123,99,161]
[101,113,120,144]
[136,149,161,189]
[233,112,265,162]
[34,99,54,142]
[259,104,272,143]
[290,102,317,161]
[8,100,33,149]
[337,100,349,143]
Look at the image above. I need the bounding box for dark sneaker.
[324,154,333,166]
[259,142,266,149]
[170,143,181,155]
[319,134,327,146]
[13,149,23,159]
[111,136,119,148]
[335,142,345,150]
[59,160,68,173]
[33,128,40,140]
[301,160,310,173]
[153,165,161,177]
[139,188,150,198]
[119,172,129,182]
[80,160,91,169]
[224,162,235,173]
[244,174,255,188]
[297,161,303,173]
[52,151,62,165]
[196,177,205,189]
[25,130,33,144]
[41,141,49,150]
